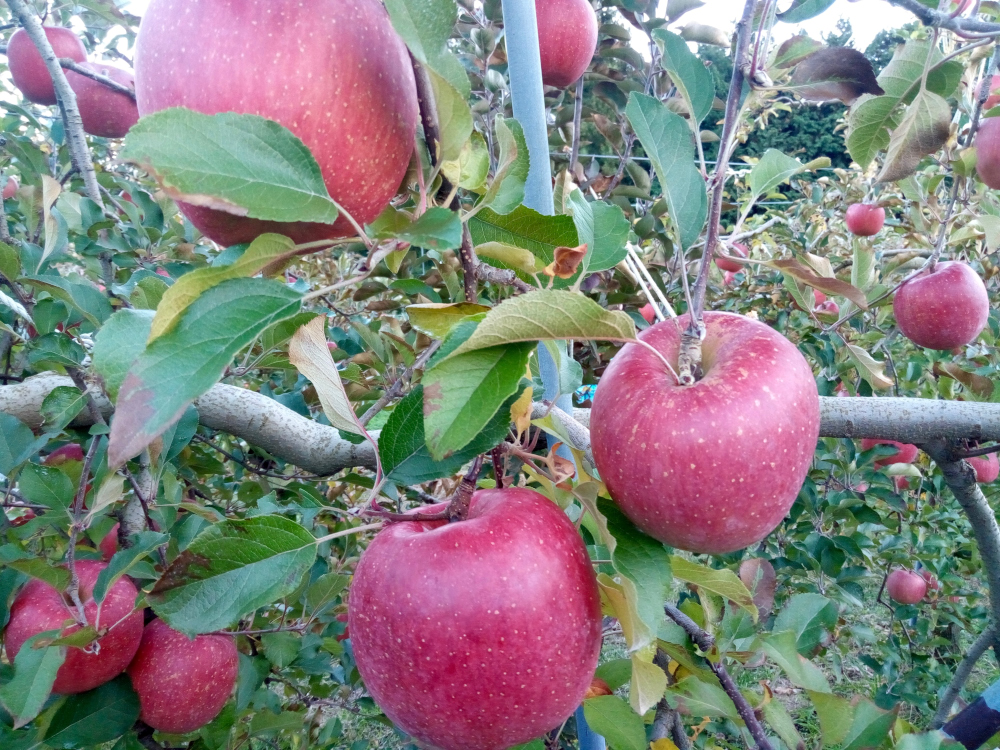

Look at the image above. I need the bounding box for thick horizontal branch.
[888,0,1000,35]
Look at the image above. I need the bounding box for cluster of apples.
[6,25,138,138]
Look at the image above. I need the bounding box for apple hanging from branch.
[6,26,87,104]
[67,62,139,138]
[535,0,598,88]
[892,261,989,350]
[886,569,927,605]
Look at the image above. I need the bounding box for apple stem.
[445,455,484,522]
[633,339,681,385]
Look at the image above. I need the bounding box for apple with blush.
[6,27,87,104]
[535,0,598,88]
[980,74,1000,109]
[845,203,885,236]
[968,452,1000,483]
[639,303,656,324]
[349,488,602,750]
[716,242,749,273]
[886,569,928,605]
[976,116,1000,189]
[860,438,919,467]
[590,312,821,554]
[2,176,19,200]
[66,62,139,138]
[892,261,989,350]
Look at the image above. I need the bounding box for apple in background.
[860,438,919,467]
[590,312,821,554]
[886,569,927,605]
[100,523,120,561]
[67,62,139,138]
[536,0,598,88]
[639,303,656,324]
[980,74,1000,109]
[892,261,989,350]
[724,270,738,286]
[716,242,748,273]
[976,116,1000,189]
[350,488,602,750]
[127,619,238,733]
[8,509,36,527]
[968,452,1000,483]
[815,298,840,318]
[919,569,942,592]
[43,443,85,465]
[4,560,143,694]
[2,176,19,200]
[894,475,914,492]
[135,0,418,248]
[7,27,88,105]
[845,203,885,236]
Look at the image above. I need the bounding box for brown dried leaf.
[545,244,589,278]
[739,558,777,618]
[765,258,868,309]
[934,362,995,399]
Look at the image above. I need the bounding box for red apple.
[980,74,1000,109]
[815,298,839,319]
[724,270,738,286]
[66,62,138,138]
[4,560,143,694]
[716,242,748,273]
[639,303,656,324]
[919,569,942,592]
[894,475,914,492]
[845,203,885,236]
[892,261,989,350]
[6,27,88,105]
[976,116,1000,188]
[2,176,19,200]
[968,452,1000,483]
[100,523,120,561]
[860,438,919,467]
[8,510,36,527]
[43,443,85,465]
[127,619,238,733]
[349,488,602,750]
[536,0,598,88]
[134,0,418,247]
[886,569,927,605]
[590,312,820,554]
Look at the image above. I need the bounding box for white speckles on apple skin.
[349,488,603,750]
[591,312,821,554]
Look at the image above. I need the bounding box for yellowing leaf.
[671,556,758,621]
[289,317,365,437]
[475,242,539,274]
[85,474,125,524]
[877,89,952,183]
[510,386,533,439]
[651,741,681,750]
[406,302,491,339]
[630,648,668,715]
[847,344,893,390]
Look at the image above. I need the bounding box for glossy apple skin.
[716,242,748,273]
[886,569,927,605]
[2,176,18,200]
[350,488,602,750]
[977,116,1000,189]
[4,560,143,694]
[127,619,238,734]
[135,0,418,247]
[860,439,919,468]
[893,261,990,350]
[845,203,885,236]
[536,0,598,88]
[7,27,88,105]
[591,312,820,554]
[67,62,138,138]
[968,453,1000,483]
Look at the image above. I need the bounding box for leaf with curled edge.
[933,362,995,400]
[847,344,893,391]
[764,258,868,309]
[877,89,951,183]
[789,47,883,105]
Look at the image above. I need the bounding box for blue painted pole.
[943,678,1000,749]
[500,2,602,748]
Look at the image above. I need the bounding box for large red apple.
[845,203,885,236]
[976,116,1000,189]
[590,312,820,554]
[6,27,88,105]
[4,560,143,694]
[2,176,18,200]
[349,488,602,750]
[860,438,919,468]
[968,453,1000,483]
[127,619,238,733]
[134,0,418,247]
[886,569,927,605]
[716,242,748,273]
[892,261,989,350]
[536,0,598,88]
[67,62,138,138]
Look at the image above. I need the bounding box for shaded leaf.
[41,675,140,749]
[773,35,825,69]
[790,48,883,104]
[652,29,714,126]
[0,631,65,728]
[877,89,951,183]
[582,695,646,750]
[777,0,837,23]
[671,556,757,621]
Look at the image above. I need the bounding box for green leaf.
[761,696,805,750]
[91,309,156,400]
[381,385,512,484]
[395,207,463,250]
[807,690,854,746]
[148,515,317,635]
[423,342,532,460]
[762,630,831,692]
[93,532,169,604]
[236,654,271,712]
[652,29,714,127]
[876,89,951,183]
[772,593,839,655]
[841,697,896,750]
[261,631,302,669]
[599,499,671,639]
[582,695,646,750]
[108,278,302,467]
[0,547,70,590]
[40,386,86,432]
[596,659,633,692]
[447,290,636,358]
[846,95,899,169]
[747,149,815,200]
[670,556,758,621]
[468,205,578,276]
[19,276,111,328]
[18,463,74,511]
[150,234,299,342]
[0,631,66,728]
[667,675,740,722]
[41,675,140,749]
[0,414,44,475]
[588,202,631,272]
[625,93,707,249]
[485,118,530,215]
[776,0,836,23]
[121,109,340,227]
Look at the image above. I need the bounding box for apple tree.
[1,0,1000,748]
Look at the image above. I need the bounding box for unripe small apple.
[976,116,1000,189]
[66,62,139,138]
[2,176,19,200]
[845,203,885,236]
[639,303,656,324]
[968,452,1000,483]
[716,242,748,273]
[127,619,239,734]
[860,438,919,467]
[535,0,598,87]
[7,27,88,105]
[892,261,989,350]
[886,569,927,605]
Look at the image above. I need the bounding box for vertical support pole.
[501,5,602,749]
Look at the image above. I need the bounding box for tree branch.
[887,0,1000,35]
[58,57,136,99]
[932,623,997,727]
